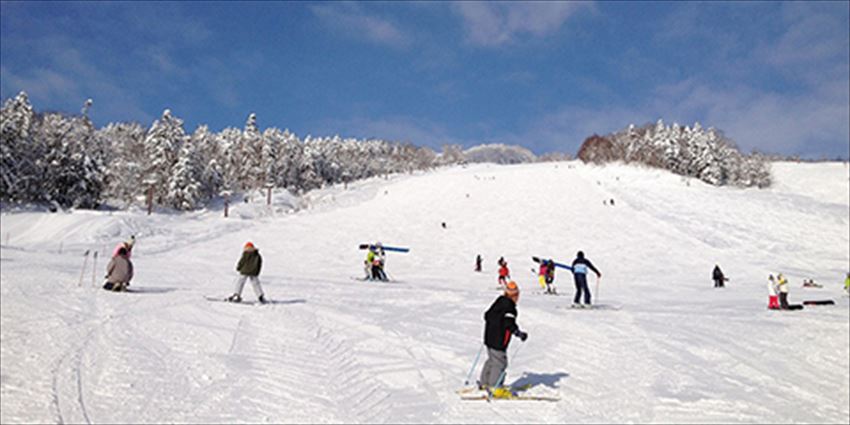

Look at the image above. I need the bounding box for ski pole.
[596,275,601,304]
[78,250,90,287]
[464,343,485,386]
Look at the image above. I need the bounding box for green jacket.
[237,248,262,276]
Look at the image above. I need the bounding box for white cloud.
[452,1,590,47]
[311,3,412,49]
[314,115,467,148]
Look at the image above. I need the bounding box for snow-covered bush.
[463,143,536,164]
[577,120,772,188]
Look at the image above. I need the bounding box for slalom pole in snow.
[78,250,90,287]
[464,344,485,386]
[596,276,601,304]
[91,251,98,287]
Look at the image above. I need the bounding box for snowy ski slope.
[1,161,848,423]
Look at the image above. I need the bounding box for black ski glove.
[515,330,528,342]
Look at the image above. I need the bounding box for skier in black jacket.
[479,281,528,389]
[571,251,601,307]
[712,265,726,288]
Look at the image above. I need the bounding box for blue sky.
[1,1,848,158]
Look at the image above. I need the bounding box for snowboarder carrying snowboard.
[538,260,556,294]
[227,242,267,304]
[571,251,601,308]
[497,257,510,288]
[365,242,388,281]
[103,247,133,291]
[712,264,727,288]
[479,281,527,389]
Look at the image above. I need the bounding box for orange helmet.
[244,242,255,249]
[505,281,519,296]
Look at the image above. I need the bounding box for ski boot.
[226,294,242,303]
[258,295,268,304]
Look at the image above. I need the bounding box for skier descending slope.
[571,251,601,308]
[479,281,528,390]
[227,242,267,304]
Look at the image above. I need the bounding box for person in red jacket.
[497,257,510,288]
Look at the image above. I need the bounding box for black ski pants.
[574,273,591,304]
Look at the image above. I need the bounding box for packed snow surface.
[2,161,848,423]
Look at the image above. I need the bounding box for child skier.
[767,275,780,310]
[571,251,601,308]
[227,242,267,304]
[479,281,528,390]
[538,260,556,294]
[544,260,556,294]
[103,247,133,292]
[365,243,388,281]
[497,257,510,288]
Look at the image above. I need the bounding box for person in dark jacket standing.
[479,281,528,389]
[712,265,726,288]
[227,242,267,303]
[571,251,601,308]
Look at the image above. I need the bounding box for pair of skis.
[456,386,560,402]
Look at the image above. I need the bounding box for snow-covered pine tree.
[192,125,223,201]
[167,136,203,210]
[143,109,186,204]
[241,113,265,191]
[0,91,36,203]
[99,122,146,206]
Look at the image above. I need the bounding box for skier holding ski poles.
[571,251,601,308]
[479,281,527,390]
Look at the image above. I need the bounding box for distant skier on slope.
[365,242,388,281]
[103,247,133,292]
[497,257,510,288]
[227,242,267,304]
[767,275,780,310]
[776,273,802,310]
[712,264,727,288]
[571,251,601,308]
[475,254,483,272]
[479,281,527,390]
[538,260,557,294]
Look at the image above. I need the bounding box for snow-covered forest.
[1,92,555,211]
[577,120,772,188]
[3,92,775,211]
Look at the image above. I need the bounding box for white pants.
[233,275,264,298]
